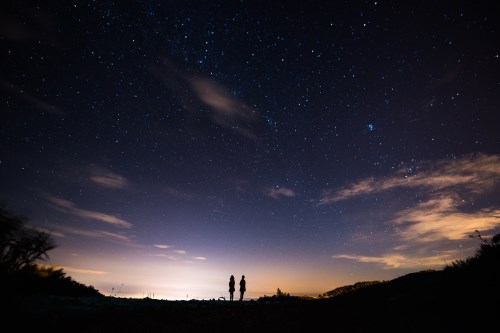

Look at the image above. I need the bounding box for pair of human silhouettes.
[229,275,245,301]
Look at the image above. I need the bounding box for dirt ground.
[6,292,495,333]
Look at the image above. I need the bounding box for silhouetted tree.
[276,288,290,297]
[0,203,56,273]
[1,204,102,297]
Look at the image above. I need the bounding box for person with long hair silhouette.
[239,275,246,301]
[228,275,235,301]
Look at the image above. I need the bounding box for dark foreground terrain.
[6,268,499,333]
[4,229,499,332]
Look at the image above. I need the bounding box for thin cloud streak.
[189,77,259,140]
[320,153,500,204]
[332,252,457,269]
[151,253,205,263]
[394,195,500,243]
[46,195,132,228]
[90,168,129,189]
[266,187,295,199]
[28,225,65,238]
[154,244,174,249]
[54,225,133,242]
[0,78,63,115]
[58,266,108,276]
[99,231,131,242]
[152,246,205,262]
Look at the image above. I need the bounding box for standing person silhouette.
[228,275,235,301]
[239,275,246,301]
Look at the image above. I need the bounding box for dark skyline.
[1,1,499,299]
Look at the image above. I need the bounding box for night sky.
[1,1,500,300]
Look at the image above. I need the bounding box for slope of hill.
[3,264,103,298]
[5,233,499,332]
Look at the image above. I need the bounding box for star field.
[1,1,499,299]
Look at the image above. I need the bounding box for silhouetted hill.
[321,280,383,298]
[6,233,499,332]
[328,233,500,306]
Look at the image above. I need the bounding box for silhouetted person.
[229,275,235,301]
[239,275,246,301]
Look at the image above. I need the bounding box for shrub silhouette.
[444,230,500,278]
[14,264,102,296]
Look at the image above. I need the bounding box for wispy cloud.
[0,78,63,115]
[152,59,262,140]
[28,225,65,238]
[327,154,500,270]
[320,153,500,204]
[266,187,295,199]
[151,252,206,263]
[89,167,129,189]
[46,195,132,228]
[98,231,131,242]
[154,244,174,249]
[57,266,108,276]
[55,225,133,242]
[394,195,500,243]
[189,77,260,140]
[332,251,457,269]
